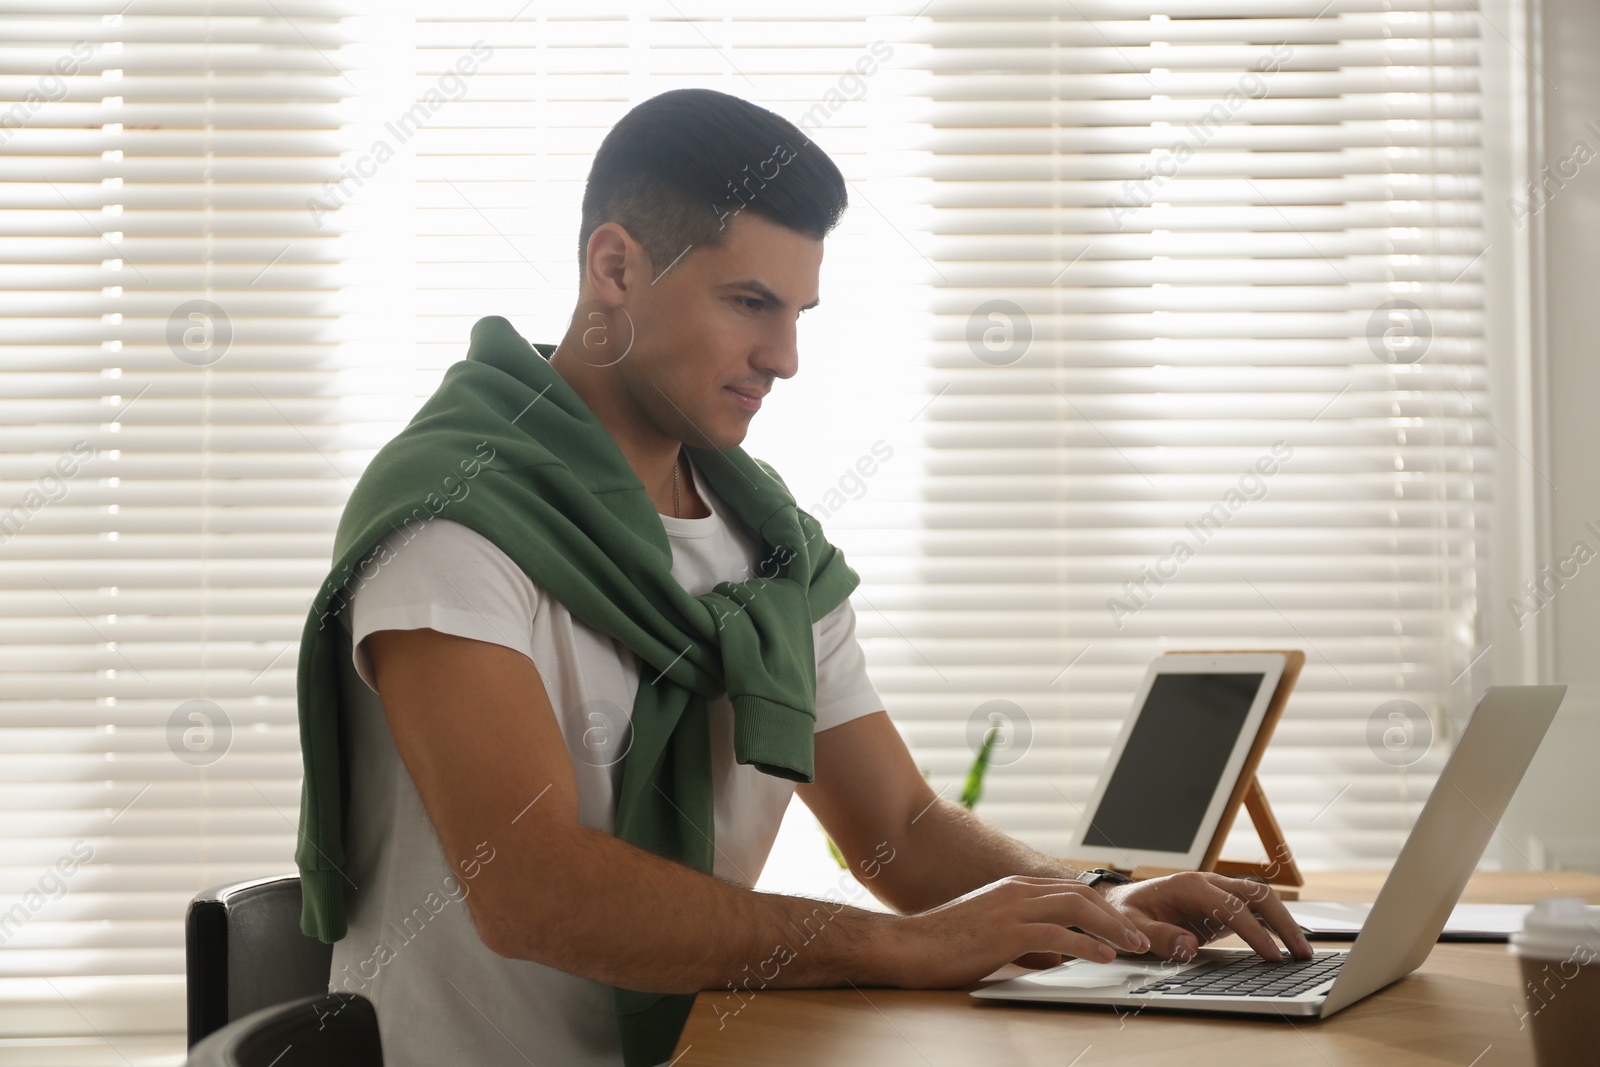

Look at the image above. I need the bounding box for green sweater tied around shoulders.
[293,315,861,1067]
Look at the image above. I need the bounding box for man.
[295,87,1311,1067]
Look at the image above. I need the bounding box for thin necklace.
[672,452,680,518]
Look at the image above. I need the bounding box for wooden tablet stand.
[1066,649,1306,901]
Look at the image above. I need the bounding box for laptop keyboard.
[1127,951,1345,998]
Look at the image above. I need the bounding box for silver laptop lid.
[1321,684,1566,1015]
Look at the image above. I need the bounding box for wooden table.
[672,871,1600,1066]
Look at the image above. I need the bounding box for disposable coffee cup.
[1508,897,1600,1067]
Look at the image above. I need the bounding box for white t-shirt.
[326,451,883,1067]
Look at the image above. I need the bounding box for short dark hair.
[578,88,848,281]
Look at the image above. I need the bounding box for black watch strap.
[1077,867,1134,890]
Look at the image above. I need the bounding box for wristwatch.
[1077,867,1134,891]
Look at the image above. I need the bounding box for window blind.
[0,3,376,1060]
[870,0,1492,872]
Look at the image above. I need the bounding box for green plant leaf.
[960,724,1000,810]
[825,832,847,869]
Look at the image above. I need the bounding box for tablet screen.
[1080,672,1264,854]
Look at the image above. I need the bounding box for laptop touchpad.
[1002,956,1175,989]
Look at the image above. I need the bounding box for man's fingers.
[994,873,1310,966]
[1023,921,1120,963]
[1188,878,1286,961]
[1065,881,1156,952]
[1133,918,1199,961]
[1219,877,1314,958]
[1018,887,1151,953]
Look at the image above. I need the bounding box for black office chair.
[185,992,382,1067]
[186,875,335,1048]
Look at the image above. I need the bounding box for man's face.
[615,210,823,451]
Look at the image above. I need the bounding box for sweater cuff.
[729,693,815,783]
[298,866,348,943]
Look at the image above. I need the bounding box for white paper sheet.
[1287,900,1533,940]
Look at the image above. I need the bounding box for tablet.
[1067,651,1288,871]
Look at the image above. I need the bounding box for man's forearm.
[475,820,901,995]
[866,796,1088,914]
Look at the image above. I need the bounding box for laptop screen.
[1081,672,1264,854]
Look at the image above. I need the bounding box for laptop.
[971,684,1566,1018]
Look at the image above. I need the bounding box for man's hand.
[886,875,1154,989]
[1098,871,1314,963]
[834,869,1315,988]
